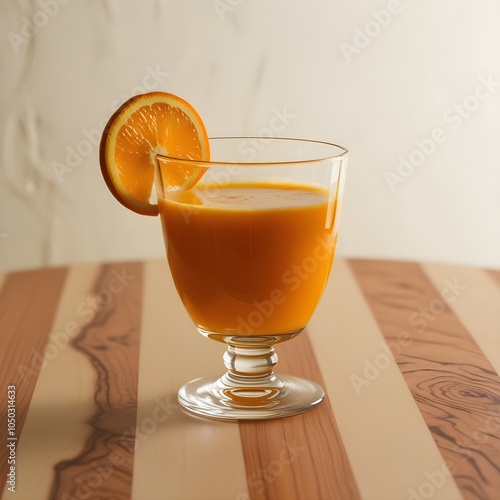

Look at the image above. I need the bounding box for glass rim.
[155,136,348,167]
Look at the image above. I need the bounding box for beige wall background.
[1,0,499,272]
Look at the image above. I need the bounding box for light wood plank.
[131,260,248,500]
[309,259,462,500]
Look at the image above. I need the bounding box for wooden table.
[0,259,499,500]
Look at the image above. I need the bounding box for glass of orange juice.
[155,137,347,420]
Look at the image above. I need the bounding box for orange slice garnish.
[99,92,209,216]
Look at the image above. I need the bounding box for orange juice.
[159,182,337,339]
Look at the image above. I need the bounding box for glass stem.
[221,345,281,387]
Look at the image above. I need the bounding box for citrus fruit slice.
[99,92,209,216]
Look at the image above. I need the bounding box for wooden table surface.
[0,258,499,500]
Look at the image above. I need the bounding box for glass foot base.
[178,374,324,421]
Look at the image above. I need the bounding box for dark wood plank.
[239,332,361,500]
[0,267,67,489]
[49,263,143,500]
[349,259,500,500]
[486,269,500,287]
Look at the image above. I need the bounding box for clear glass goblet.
[155,137,347,420]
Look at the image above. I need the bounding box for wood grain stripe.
[239,332,361,500]
[349,259,500,500]
[0,267,67,495]
[48,262,143,500]
[308,260,462,500]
